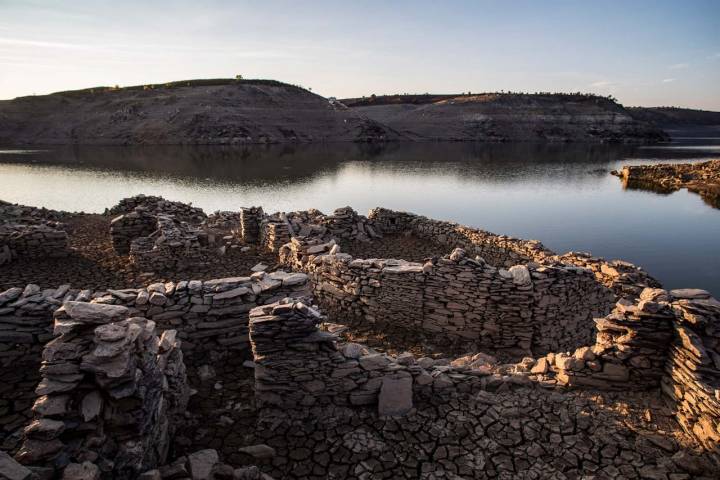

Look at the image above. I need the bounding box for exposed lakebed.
[1,140,718,295]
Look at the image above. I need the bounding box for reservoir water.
[1,140,719,295]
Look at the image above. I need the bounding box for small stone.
[187,449,219,480]
[530,357,548,374]
[378,373,413,416]
[238,444,276,459]
[80,391,103,422]
[62,462,100,480]
[0,450,32,480]
[62,301,128,324]
[198,365,216,382]
[359,354,391,370]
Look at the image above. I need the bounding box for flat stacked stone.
[250,299,416,415]
[662,288,720,454]
[259,217,291,253]
[0,284,75,448]
[0,223,68,266]
[238,207,263,245]
[15,301,189,479]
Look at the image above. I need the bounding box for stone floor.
[0,214,277,290]
[174,354,718,480]
[339,234,450,263]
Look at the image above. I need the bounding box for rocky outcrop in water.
[613,159,720,208]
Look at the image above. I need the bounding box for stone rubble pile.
[15,301,189,479]
[284,209,326,238]
[129,215,207,271]
[0,200,68,225]
[558,251,662,302]
[206,210,242,230]
[107,195,206,223]
[662,288,720,454]
[316,207,380,242]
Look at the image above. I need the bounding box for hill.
[628,107,720,126]
[340,93,668,143]
[0,79,398,145]
[0,82,674,145]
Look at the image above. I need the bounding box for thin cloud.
[662,78,676,83]
[669,63,688,69]
[589,80,616,88]
[0,37,90,50]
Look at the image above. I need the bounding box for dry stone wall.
[0,272,309,452]
[250,299,413,414]
[110,208,157,255]
[368,208,551,267]
[52,272,310,361]
[0,284,73,448]
[250,288,720,458]
[259,217,291,253]
[662,289,720,455]
[15,302,189,479]
[0,224,68,266]
[239,207,263,245]
[280,238,613,354]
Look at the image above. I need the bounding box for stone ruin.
[0,201,69,266]
[109,199,224,271]
[16,302,189,478]
[2,198,720,478]
[0,270,310,479]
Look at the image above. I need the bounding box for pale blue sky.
[1,0,719,109]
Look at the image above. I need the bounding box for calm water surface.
[1,140,718,295]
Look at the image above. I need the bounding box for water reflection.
[0,141,718,295]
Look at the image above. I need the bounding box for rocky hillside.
[0,79,398,145]
[341,93,668,143]
[629,107,720,127]
[0,81,672,145]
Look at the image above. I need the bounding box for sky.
[1,0,719,109]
